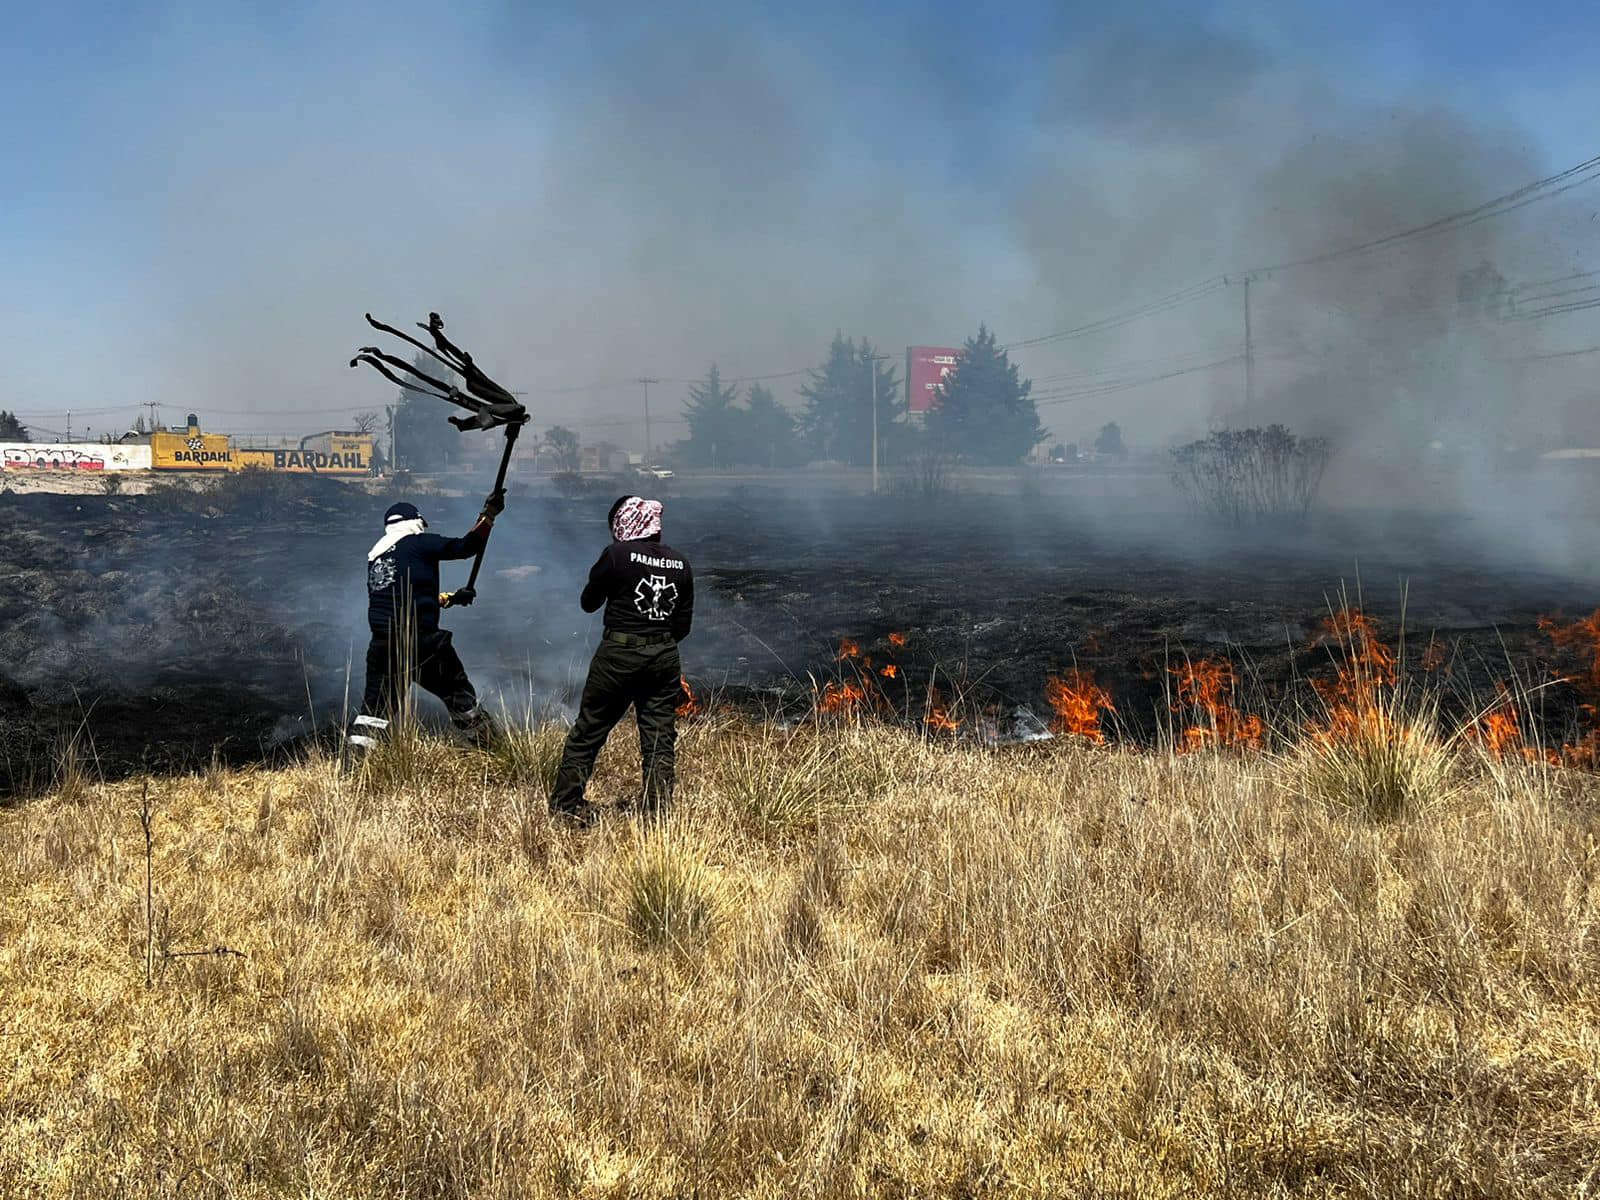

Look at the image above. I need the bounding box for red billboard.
[905,345,962,414]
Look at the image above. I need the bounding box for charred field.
[3,472,1600,791]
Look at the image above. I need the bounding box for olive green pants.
[550,637,680,812]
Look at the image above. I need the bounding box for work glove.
[441,587,477,609]
[480,488,506,520]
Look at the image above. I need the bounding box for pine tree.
[742,383,797,468]
[683,365,741,468]
[1095,421,1126,457]
[798,334,901,466]
[925,325,1044,465]
[392,354,461,472]
[545,425,580,472]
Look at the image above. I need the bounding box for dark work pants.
[550,637,680,811]
[360,626,480,723]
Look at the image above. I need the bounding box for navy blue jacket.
[367,521,489,634]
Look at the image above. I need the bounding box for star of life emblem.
[634,574,678,620]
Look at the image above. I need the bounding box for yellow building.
[151,417,372,475]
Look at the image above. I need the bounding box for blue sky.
[2,1,1596,442]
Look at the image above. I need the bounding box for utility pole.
[385,404,397,475]
[866,353,891,494]
[143,401,160,433]
[637,377,659,465]
[1242,276,1255,411]
[871,365,879,494]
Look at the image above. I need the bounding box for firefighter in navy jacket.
[348,493,502,756]
[549,495,693,820]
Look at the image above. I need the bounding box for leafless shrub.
[1170,424,1331,526]
[889,452,956,501]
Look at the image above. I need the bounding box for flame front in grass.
[888,632,908,649]
[923,688,959,734]
[1309,607,1397,740]
[1536,610,1600,762]
[676,677,701,718]
[835,637,861,662]
[1169,658,1264,751]
[819,680,868,716]
[1473,684,1523,757]
[1314,608,1397,692]
[880,664,899,679]
[1539,609,1600,687]
[1469,684,1561,765]
[1044,670,1115,744]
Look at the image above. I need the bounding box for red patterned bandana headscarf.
[612,496,663,542]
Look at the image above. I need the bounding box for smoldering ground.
[5,465,1600,790]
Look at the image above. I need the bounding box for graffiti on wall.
[0,443,153,471]
[3,446,106,470]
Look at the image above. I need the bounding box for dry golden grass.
[3,715,1599,1198]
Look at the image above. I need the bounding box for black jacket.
[581,539,694,641]
[367,521,489,633]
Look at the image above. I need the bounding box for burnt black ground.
[2,475,1597,791]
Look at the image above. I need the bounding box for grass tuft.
[713,724,896,831]
[484,719,567,792]
[623,830,722,951]
[1292,695,1456,821]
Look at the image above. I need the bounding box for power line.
[1521,344,1600,361]
[1032,354,1246,406]
[1004,150,1600,352]
[1512,295,1600,320]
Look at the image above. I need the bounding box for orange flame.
[676,677,701,718]
[1537,611,1600,763]
[835,637,861,661]
[1473,684,1522,756]
[819,680,868,716]
[880,664,899,679]
[1169,658,1264,751]
[1308,608,1397,741]
[1044,669,1116,744]
[924,688,960,733]
[1540,609,1600,701]
[888,632,908,648]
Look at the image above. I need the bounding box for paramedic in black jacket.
[348,492,503,756]
[549,495,693,820]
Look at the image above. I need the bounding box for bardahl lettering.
[174,449,233,464]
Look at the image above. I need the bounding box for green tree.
[0,411,28,441]
[741,383,797,467]
[392,354,461,472]
[1095,421,1126,457]
[682,365,741,468]
[545,425,580,472]
[798,334,901,466]
[924,325,1044,465]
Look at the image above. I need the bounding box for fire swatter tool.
[351,311,530,604]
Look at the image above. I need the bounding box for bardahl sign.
[905,346,963,414]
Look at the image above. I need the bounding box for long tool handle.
[465,421,521,592]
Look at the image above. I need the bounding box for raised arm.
[435,489,505,560]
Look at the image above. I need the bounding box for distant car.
[644,465,674,479]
